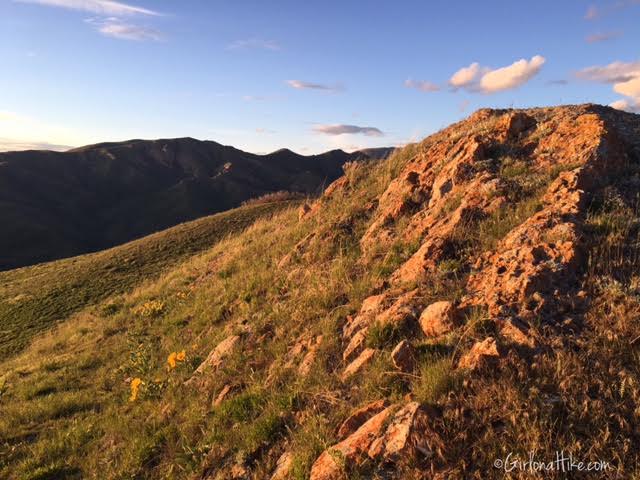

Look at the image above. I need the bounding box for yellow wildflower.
[167,352,177,369]
[167,350,186,370]
[129,377,143,402]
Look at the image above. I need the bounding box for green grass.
[0,200,297,359]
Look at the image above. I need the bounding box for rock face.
[204,105,640,478]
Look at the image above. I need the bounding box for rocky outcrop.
[309,407,392,480]
[367,402,443,463]
[310,402,443,479]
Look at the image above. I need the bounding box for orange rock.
[213,384,233,407]
[457,337,502,371]
[298,335,323,376]
[498,318,538,349]
[390,340,416,372]
[270,451,293,480]
[367,402,443,462]
[298,203,312,220]
[419,301,459,337]
[342,348,376,381]
[309,407,393,480]
[336,399,389,440]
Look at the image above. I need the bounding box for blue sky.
[0,0,639,154]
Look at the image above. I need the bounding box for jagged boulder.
[336,399,389,440]
[310,407,392,480]
[457,337,502,371]
[310,402,442,480]
[368,402,443,462]
[390,340,416,373]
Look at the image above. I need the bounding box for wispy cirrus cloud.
[448,56,545,93]
[86,17,162,40]
[287,80,343,92]
[584,5,600,20]
[586,31,622,43]
[227,38,280,51]
[404,78,440,92]
[313,124,384,137]
[15,0,163,41]
[584,1,639,20]
[14,0,160,16]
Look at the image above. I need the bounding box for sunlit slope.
[0,200,297,358]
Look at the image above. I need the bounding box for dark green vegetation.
[0,200,296,358]
[0,138,385,270]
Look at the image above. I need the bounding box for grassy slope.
[0,149,415,479]
[0,200,298,359]
[1,138,639,479]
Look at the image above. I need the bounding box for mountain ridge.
[0,138,391,271]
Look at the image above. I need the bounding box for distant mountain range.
[0,138,393,270]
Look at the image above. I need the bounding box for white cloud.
[577,60,640,112]
[87,17,162,41]
[610,99,640,113]
[313,124,384,137]
[287,80,343,92]
[404,78,440,92]
[449,56,545,93]
[575,61,640,83]
[613,75,640,98]
[479,55,546,93]
[449,62,482,89]
[14,0,160,16]
[227,39,280,51]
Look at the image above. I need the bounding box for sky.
[0,0,639,154]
